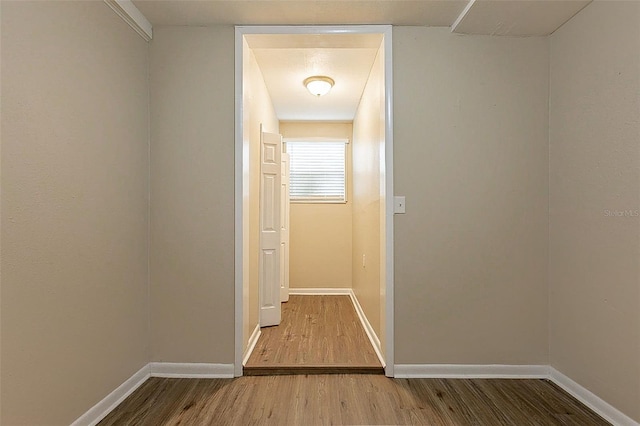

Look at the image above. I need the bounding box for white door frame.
[234,25,394,377]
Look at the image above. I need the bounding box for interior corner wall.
[549,2,640,422]
[1,2,150,424]
[393,27,550,365]
[280,121,353,289]
[149,26,235,363]
[352,45,384,338]
[244,42,279,346]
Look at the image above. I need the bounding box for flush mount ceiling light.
[304,76,335,97]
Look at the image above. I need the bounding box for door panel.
[262,174,277,231]
[259,131,282,327]
[261,249,278,309]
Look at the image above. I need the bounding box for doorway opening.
[234,26,394,377]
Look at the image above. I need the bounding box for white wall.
[1,2,149,424]
[149,26,235,363]
[393,27,550,365]
[549,2,640,422]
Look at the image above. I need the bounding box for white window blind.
[286,140,347,202]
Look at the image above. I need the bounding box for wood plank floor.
[99,375,610,425]
[244,295,383,375]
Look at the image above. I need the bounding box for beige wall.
[352,45,384,338]
[280,122,353,289]
[244,43,279,346]
[393,27,549,364]
[149,26,235,362]
[1,2,149,424]
[149,25,550,369]
[549,2,640,422]
[3,11,628,422]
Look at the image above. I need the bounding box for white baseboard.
[72,361,639,426]
[243,324,261,365]
[73,362,236,425]
[394,364,638,425]
[70,364,150,426]
[149,362,235,379]
[394,364,550,379]
[348,289,385,367]
[289,287,351,295]
[549,367,639,426]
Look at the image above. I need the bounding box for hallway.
[244,295,383,375]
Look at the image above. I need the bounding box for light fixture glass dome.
[304,76,334,97]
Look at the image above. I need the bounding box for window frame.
[283,137,349,204]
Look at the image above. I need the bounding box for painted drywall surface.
[245,43,279,345]
[1,2,149,424]
[149,26,235,362]
[280,122,353,289]
[393,28,549,365]
[352,44,384,339]
[0,1,3,418]
[549,2,640,421]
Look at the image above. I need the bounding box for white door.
[259,130,282,327]
[280,152,290,302]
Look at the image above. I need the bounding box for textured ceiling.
[133,1,467,27]
[247,34,383,121]
[133,0,591,36]
[453,0,592,36]
[252,47,379,121]
[133,0,593,121]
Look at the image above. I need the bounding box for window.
[286,139,347,203]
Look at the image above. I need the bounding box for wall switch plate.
[394,196,406,214]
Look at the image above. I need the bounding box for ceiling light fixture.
[304,76,334,97]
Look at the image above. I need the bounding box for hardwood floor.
[99,375,610,425]
[244,295,383,375]
[99,296,611,424]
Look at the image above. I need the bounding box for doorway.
[234,25,394,377]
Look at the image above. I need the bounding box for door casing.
[234,25,395,377]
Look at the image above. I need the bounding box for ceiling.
[246,34,382,121]
[132,0,593,121]
[133,1,466,27]
[133,0,591,36]
[452,0,593,36]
